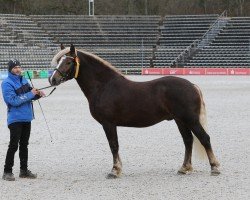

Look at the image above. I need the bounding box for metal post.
[89,0,94,16]
[141,39,144,68]
[249,39,250,67]
[145,0,148,15]
[47,39,49,71]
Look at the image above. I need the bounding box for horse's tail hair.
[193,85,207,160]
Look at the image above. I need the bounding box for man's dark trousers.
[4,122,31,173]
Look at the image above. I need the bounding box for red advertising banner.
[142,68,162,75]
[227,68,250,75]
[183,68,206,75]
[141,68,250,75]
[205,68,228,75]
[162,68,184,75]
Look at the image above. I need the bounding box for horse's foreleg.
[176,120,194,174]
[191,123,220,175]
[102,123,122,179]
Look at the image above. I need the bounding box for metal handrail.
[199,10,227,42]
[172,10,228,66]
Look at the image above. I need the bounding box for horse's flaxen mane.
[51,47,71,67]
[51,47,124,76]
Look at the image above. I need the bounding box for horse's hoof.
[177,166,193,175]
[211,167,220,176]
[106,173,120,179]
[177,170,192,175]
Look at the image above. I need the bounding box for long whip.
[26,71,53,142]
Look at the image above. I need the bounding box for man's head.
[8,59,22,75]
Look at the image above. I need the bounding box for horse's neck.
[76,58,121,99]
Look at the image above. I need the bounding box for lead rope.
[26,71,53,142]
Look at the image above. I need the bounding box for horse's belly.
[116,111,173,127]
[118,120,161,128]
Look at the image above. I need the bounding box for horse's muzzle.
[49,76,57,86]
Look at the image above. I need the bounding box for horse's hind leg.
[175,120,194,174]
[102,123,122,179]
[191,122,220,175]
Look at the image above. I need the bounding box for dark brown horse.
[49,44,220,178]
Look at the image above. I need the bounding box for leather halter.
[54,55,80,81]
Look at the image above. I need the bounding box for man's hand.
[31,88,45,97]
[39,90,46,97]
[31,88,39,95]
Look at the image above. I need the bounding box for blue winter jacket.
[1,72,36,125]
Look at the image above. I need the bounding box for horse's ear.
[60,43,65,50]
[70,44,76,57]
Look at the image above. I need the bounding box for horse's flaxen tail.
[193,85,207,160]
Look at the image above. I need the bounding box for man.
[1,59,44,181]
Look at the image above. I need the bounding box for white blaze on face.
[50,56,67,84]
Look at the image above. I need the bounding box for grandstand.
[154,14,219,67]
[186,17,250,67]
[0,13,56,70]
[0,12,250,74]
[30,15,160,73]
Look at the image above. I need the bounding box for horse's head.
[49,44,80,86]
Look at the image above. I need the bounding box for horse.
[49,44,220,178]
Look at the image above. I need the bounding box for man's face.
[11,66,22,76]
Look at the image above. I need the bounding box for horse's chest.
[88,98,109,123]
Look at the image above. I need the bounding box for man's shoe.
[19,169,37,179]
[2,172,15,181]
